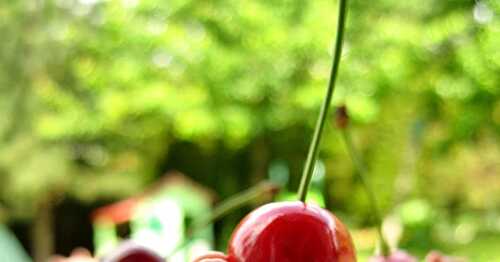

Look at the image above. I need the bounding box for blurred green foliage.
[0,0,499,259]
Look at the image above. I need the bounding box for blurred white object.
[132,199,183,259]
[382,215,403,250]
[368,250,417,262]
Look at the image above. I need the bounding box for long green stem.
[298,0,349,202]
[166,182,278,258]
[189,182,277,234]
[340,129,390,256]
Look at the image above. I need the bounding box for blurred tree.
[0,0,499,259]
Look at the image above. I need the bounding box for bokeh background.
[1,0,499,261]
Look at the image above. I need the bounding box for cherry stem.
[190,181,278,233]
[166,182,279,259]
[340,128,390,256]
[298,0,349,202]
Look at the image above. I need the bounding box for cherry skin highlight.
[226,201,356,262]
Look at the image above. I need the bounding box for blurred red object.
[192,251,227,262]
[91,198,140,224]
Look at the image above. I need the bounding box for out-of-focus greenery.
[0,0,499,259]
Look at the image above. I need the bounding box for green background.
[0,0,499,261]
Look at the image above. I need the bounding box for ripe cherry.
[101,241,164,262]
[226,201,356,262]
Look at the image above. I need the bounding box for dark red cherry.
[226,201,356,262]
[102,241,164,262]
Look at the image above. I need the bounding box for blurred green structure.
[0,224,31,262]
[92,172,215,261]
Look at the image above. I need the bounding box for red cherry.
[102,241,164,262]
[226,201,356,262]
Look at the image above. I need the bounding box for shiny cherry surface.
[227,201,356,262]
